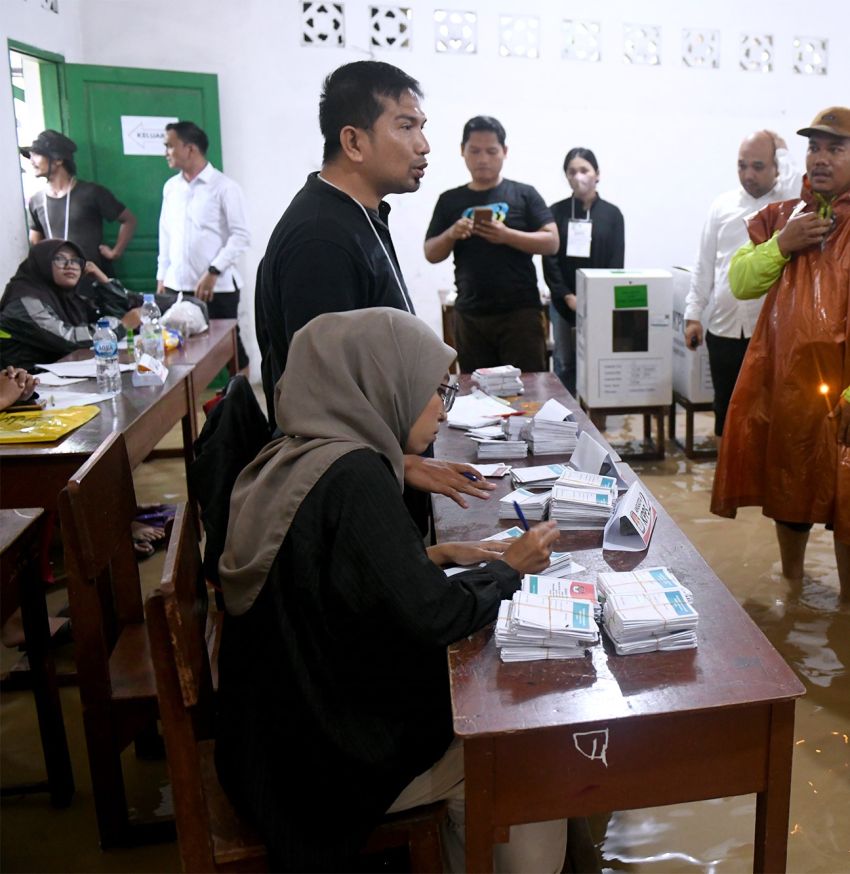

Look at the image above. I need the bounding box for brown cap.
[797,106,850,139]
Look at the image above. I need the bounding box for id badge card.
[566,219,592,258]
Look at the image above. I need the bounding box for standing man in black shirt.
[424,116,558,373]
[256,60,492,509]
[21,130,137,272]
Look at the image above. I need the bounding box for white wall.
[3,0,846,362]
[0,0,84,283]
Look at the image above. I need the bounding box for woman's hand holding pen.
[502,521,560,574]
[403,456,495,508]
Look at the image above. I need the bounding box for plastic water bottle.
[93,319,122,396]
[136,293,165,368]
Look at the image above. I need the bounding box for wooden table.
[0,365,194,513]
[435,373,805,873]
[0,508,74,806]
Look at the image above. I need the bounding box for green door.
[63,64,221,292]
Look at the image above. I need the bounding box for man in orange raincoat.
[711,107,850,602]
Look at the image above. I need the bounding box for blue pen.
[462,471,479,482]
[513,500,530,531]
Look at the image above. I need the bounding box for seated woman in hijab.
[216,308,568,873]
[0,238,141,371]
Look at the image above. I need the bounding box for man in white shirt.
[156,121,250,368]
[684,130,802,450]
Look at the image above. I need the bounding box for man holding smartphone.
[424,116,558,373]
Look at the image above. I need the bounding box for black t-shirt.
[256,173,414,420]
[425,178,553,315]
[28,180,125,269]
[542,196,625,324]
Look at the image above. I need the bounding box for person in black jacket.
[543,148,625,396]
[0,239,141,371]
[216,308,566,872]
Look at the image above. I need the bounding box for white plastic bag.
[161,292,209,337]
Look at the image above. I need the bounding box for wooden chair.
[58,431,173,848]
[147,501,447,873]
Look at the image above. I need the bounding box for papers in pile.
[525,399,578,456]
[472,365,523,396]
[522,574,601,620]
[601,569,699,655]
[469,462,511,478]
[596,567,694,604]
[473,436,528,460]
[447,390,514,429]
[495,592,599,661]
[549,483,616,529]
[498,487,550,521]
[485,527,585,576]
[510,463,565,490]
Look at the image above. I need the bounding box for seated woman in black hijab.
[0,238,141,371]
[215,307,568,873]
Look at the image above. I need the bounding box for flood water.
[1,411,847,872]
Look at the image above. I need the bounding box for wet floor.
[1,410,848,872]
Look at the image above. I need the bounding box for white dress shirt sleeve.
[156,183,171,283]
[210,179,251,273]
[684,200,719,323]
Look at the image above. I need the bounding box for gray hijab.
[219,308,456,615]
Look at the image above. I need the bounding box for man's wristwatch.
[208,265,221,276]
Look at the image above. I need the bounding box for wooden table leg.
[753,699,796,873]
[464,739,496,874]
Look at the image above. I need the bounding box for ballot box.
[671,266,714,404]
[576,269,673,408]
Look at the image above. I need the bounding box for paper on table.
[31,373,89,387]
[570,430,626,486]
[41,389,118,409]
[470,462,511,477]
[447,390,514,429]
[36,359,135,378]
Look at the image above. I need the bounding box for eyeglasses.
[52,257,85,270]
[437,381,459,413]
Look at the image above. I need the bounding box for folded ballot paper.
[472,365,524,396]
[602,588,699,655]
[495,592,599,662]
[602,479,658,552]
[570,430,627,488]
[525,398,578,456]
[499,487,550,521]
[510,463,566,489]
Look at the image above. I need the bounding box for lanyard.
[317,175,413,313]
[42,186,71,242]
[570,197,593,221]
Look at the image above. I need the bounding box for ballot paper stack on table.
[447,389,515,430]
[471,365,523,396]
[522,574,601,620]
[484,527,585,577]
[549,472,617,530]
[596,567,694,604]
[510,463,565,490]
[473,436,528,460]
[524,399,578,456]
[498,487,550,521]
[600,568,699,655]
[495,591,599,662]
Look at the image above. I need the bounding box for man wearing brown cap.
[20,129,136,271]
[712,107,850,602]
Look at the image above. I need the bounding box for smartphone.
[473,207,494,227]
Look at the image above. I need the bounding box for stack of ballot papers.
[473,436,528,460]
[484,527,584,577]
[498,487,550,521]
[549,483,616,529]
[472,365,523,396]
[469,462,512,478]
[502,416,531,440]
[525,399,578,455]
[602,582,699,655]
[495,592,599,661]
[522,574,601,620]
[596,567,694,604]
[510,463,565,489]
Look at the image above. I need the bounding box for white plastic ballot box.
[576,269,672,407]
[671,266,714,404]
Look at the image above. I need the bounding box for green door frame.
[7,39,66,131]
